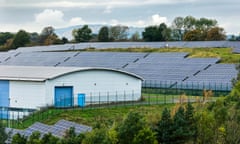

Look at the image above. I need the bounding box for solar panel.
[0,52,78,66]
[6,119,92,143]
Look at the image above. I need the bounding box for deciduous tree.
[98,26,110,42]
[72,25,92,42]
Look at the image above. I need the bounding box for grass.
[8,93,223,129]
[8,104,175,129]
[76,47,240,63]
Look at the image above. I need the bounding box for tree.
[142,23,171,41]
[82,128,108,144]
[61,37,69,44]
[109,25,129,41]
[0,32,14,45]
[195,17,217,31]
[61,127,85,144]
[0,122,8,144]
[117,111,146,144]
[41,133,59,144]
[183,16,196,31]
[142,26,159,41]
[131,32,141,41]
[132,128,157,144]
[39,26,55,44]
[11,30,30,49]
[72,25,92,42]
[98,26,110,42]
[12,133,27,144]
[171,17,184,40]
[206,27,226,41]
[27,131,41,144]
[171,106,189,144]
[183,29,203,41]
[185,102,196,142]
[159,23,171,41]
[195,111,216,144]
[156,108,173,144]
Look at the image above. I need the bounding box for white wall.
[9,81,46,109]
[47,70,142,106]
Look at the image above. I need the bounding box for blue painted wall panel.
[78,93,85,107]
[0,80,9,119]
[54,86,73,107]
[0,80,9,107]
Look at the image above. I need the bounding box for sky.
[0,0,239,35]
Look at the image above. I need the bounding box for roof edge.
[49,67,144,81]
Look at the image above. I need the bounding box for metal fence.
[0,81,232,128]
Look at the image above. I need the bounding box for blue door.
[0,80,9,119]
[78,93,85,107]
[54,86,73,108]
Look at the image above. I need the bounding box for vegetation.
[0,121,8,143]
[72,25,92,42]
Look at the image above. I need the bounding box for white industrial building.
[0,66,142,119]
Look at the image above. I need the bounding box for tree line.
[1,15,239,51]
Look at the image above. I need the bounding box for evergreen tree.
[172,106,189,144]
[156,108,173,144]
[117,111,145,144]
[185,102,196,142]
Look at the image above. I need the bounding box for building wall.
[46,70,142,106]
[9,81,46,109]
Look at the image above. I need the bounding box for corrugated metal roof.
[0,66,143,82]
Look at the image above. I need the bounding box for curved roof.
[0,66,143,82]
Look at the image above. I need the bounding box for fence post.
[99,92,101,108]
[107,92,109,106]
[132,90,134,106]
[90,92,92,109]
[116,91,118,107]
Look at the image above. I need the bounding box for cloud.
[110,19,119,26]
[69,17,86,26]
[0,0,199,8]
[103,5,112,14]
[35,9,65,27]
[151,14,168,25]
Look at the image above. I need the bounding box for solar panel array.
[122,53,231,90]
[0,52,77,66]
[6,119,92,143]
[13,41,240,52]
[232,47,240,54]
[178,64,238,90]
[0,50,237,91]
[59,52,146,68]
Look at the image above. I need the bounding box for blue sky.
[0,0,239,34]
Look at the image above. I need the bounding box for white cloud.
[103,5,112,14]
[151,14,168,25]
[69,17,86,26]
[0,0,199,8]
[110,19,119,26]
[35,9,65,27]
